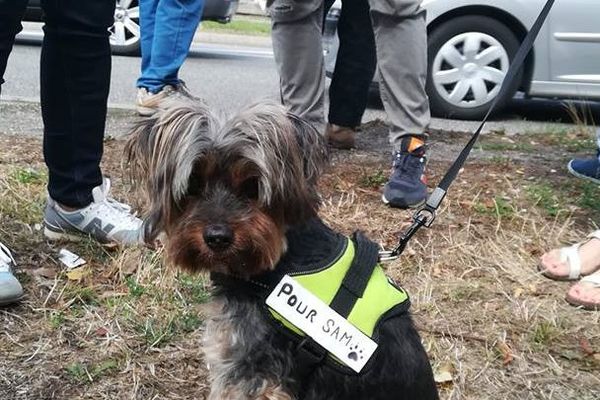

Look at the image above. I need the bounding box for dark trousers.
[0,0,27,93]
[0,0,115,208]
[325,0,376,128]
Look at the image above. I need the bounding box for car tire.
[426,15,523,120]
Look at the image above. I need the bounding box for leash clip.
[413,206,436,228]
[378,249,399,262]
[378,202,439,262]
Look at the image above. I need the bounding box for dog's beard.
[166,207,287,278]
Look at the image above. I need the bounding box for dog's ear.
[222,102,328,224]
[286,112,329,185]
[125,102,218,241]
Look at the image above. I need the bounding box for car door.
[548,0,600,88]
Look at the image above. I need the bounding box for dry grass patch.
[0,132,599,399]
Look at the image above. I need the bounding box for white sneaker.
[0,241,23,306]
[136,81,199,116]
[43,178,143,246]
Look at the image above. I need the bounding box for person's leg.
[138,0,160,87]
[136,0,205,93]
[367,0,430,208]
[567,269,600,310]
[269,0,326,129]
[367,0,430,150]
[324,0,376,148]
[540,231,600,310]
[0,0,28,95]
[0,1,30,305]
[567,128,600,184]
[327,0,376,130]
[41,0,142,245]
[0,241,23,306]
[41,0,115,208]
[540,231,600,280]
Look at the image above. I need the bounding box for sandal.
[566,272,600,311]
[538,230,600,281]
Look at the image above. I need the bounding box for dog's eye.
[187,172,204,196]
[239,177,259,200]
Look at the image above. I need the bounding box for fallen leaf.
[95,327,109,336]
[434,362,454,384]
[99,291,127,300]
[434,371,453,384]
[528,284,538,294]
[580,338,595,356]
[66,267,88,281]
[122,259,138,276]
[497,341,514,366]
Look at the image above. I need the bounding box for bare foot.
[539,237,600,280]
[566,270,600,310]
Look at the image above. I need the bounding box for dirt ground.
[0,116,599,400]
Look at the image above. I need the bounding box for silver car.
[324,0,600,120]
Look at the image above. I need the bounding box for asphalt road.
[2,41,279,113]
[2,29,599,139]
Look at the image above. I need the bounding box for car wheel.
[109,0,141,56]
[426,15,522,120]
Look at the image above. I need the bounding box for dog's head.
[126,102,328,277]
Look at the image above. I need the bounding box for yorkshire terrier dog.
[126,102,439,400]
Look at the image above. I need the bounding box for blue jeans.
[136,0,205,93]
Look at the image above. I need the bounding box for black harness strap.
[329,231,380,318]
[382,0,556,260]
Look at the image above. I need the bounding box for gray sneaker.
[0,241,23,306]
[136,81,199,116]
[43,178,143,246]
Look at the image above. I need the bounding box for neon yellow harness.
[211,223,411,375]
[268,236,409,369]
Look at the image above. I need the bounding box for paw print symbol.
[347,345,364,362]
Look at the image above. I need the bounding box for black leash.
[380,0,556,261]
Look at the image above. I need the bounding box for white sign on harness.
[266,275,378,373]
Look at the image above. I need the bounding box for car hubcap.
[109,0,140,48]
[433,32,509,108]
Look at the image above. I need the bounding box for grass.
[473,196,515,218]
[526,183,566,217]
[125,276,147,298]
[577,181,600,212]
[201,16,271,36]
[478,141,536,153]
[478,123,596,155]
[531,320,560,348]
[65,360,119,384]
[359,169,388,188]
[0,130,599,399]
[525,180,600,217]
[0,166,46,224]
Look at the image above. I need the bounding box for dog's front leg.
[208,380,294,400]
[204,299,296,400]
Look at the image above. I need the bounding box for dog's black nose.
[203,224,234,251]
